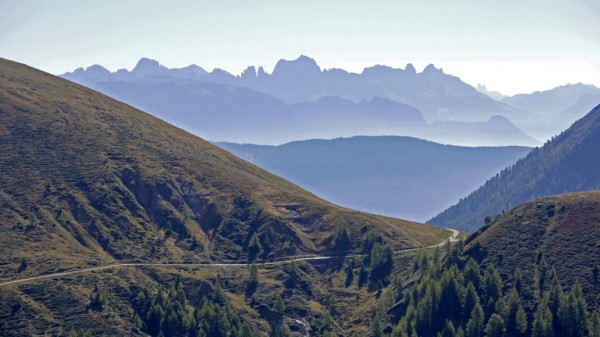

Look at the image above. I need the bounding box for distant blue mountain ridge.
[61,56,556,146]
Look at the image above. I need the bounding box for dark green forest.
[387,243,600,337]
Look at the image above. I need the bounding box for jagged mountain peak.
[272,55,321,77]
[405,63,417,75]
[131,57,167,75]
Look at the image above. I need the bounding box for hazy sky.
[1,0,599,95]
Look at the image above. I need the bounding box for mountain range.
[217,137,530,221]
[62,56,543,146]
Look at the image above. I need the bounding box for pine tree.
[546,273,563,333]
[392,326,410,337]
[18,258,27,272]
[358,262,369,288]
[335,223,352,250]
[441,320,456,337]
[465,303,484,337]
[590,311,600,337]
[538,257,548,292]
[463,283,480,324]
[416,282,439,336]
[504,288,520,333]
[371,312,383,337]
[484,314,504,337]
[482,265,502,318]
[213,275,226,305]
[247,234,261,262]
[515,304,528,336]
[558,283,587,337]
[322,310,333,331]
[464,259,481,290]
[285,261,300,288]
[513,267,523,295]
[532,302,554,337]
[273,293,285,314]
[246,264,259,295]
[345,260,354,287]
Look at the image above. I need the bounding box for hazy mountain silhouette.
[476,84,506,101]
[62,56,524,122]
[65,57,597,143]
[61,57,540,146]
[499,83,600,143]
[427,115,539,146]
[502,83,600,115]
[217,136,531,221]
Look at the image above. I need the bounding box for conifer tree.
[463,283,480,324]
[532,303,554,337]
[247,234,261,262]
[504,288,520,333]
[273,293,285,314]
[484,314,504,337]
[464,259,481,290]
[246,264,259,295]
[513,267,523,295]
[441,320,456,337]
[482,265,502,318]
[515,304,528,336]
[557,283,587,337]
[440,269,462,324]
[345,260,354,287]
[546,272,563,333]
[590,311,600,337]
[465,303,484,337]
[213,274,226,305]
[371,312,383,337]
[358,262,369,288]
[335,223,351,250]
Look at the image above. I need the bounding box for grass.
[465,191,600,310]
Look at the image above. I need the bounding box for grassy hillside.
[0,58,449,336]
[429,103,600,232]
[388,192,600,337]
[464,191,600,309]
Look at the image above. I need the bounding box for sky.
[1,0,599,95]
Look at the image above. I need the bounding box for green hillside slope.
[464,191,600,308]
[429,104,600,232]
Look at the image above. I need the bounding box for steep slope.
[217,137,530,221]
[0,58,450,335]
[464,191,600,309]
[429,104,600,231]
[0,57,448,278]
[388,192,600,337]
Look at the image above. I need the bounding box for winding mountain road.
[0,229,459,288]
